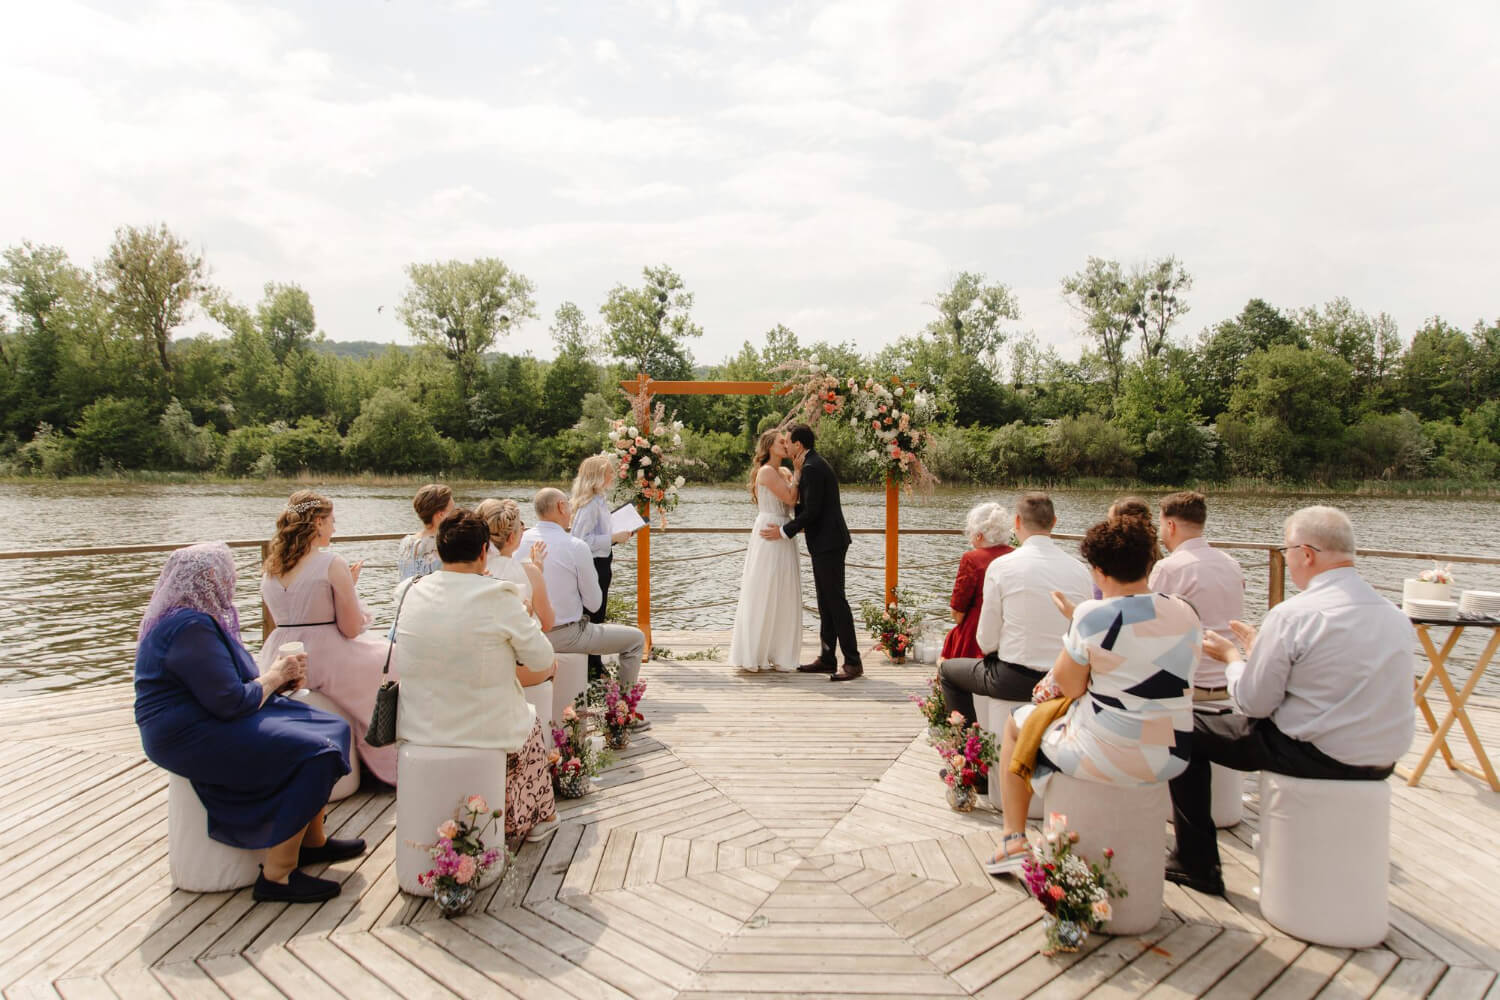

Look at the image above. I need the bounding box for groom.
[760,424,863,681]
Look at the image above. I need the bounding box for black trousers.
[811,547,862,668]
[938,655,1045,725]
[1169,712,1395,875]
[587,555,612,679]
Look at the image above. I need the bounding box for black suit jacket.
[782,450,852,555]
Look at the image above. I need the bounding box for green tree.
[540,302,603,436]
[1061,257,1136,397]
[1226,344,1351,477]
[344,388,450,473]
[98,224,205,376]
[1,242,79,431]
[1297,298,1401,411]
[257,282,318,363]
[1131,256,1192,359]
[1397,317,1474,420]
[1191,298,1303,417]
[72,396,158,469]
[600,265,700,379]
[398,258,537,398]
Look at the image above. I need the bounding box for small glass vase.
[946,783,977,813]
[433,881,476,918]
[556,770,591,799]
[605,727,630,751]
[1041,914,1087,955]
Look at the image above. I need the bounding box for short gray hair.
[1285,505,1355,557]
[965,502,1010,547]
[534,487,566,518]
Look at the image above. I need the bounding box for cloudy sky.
[2,0,1496,364]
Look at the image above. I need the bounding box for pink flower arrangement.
[1019,813,1126,954]
[933,722,996,789]
[415,794,509,910]
[603,679,647,738]
[910,673,950,733]
[606,383,695,525]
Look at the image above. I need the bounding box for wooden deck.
[2,629,1499,1000]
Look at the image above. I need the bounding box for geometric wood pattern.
[1,628,1498,998]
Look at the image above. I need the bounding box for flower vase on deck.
[1041,914,1087,955]
[433,882,476,918]
[555,770,591,799]
[946,783,977,813]
[605,728,630,752]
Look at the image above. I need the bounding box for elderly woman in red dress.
[940,502,1014,661]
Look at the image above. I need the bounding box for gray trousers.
[545,619,644,688]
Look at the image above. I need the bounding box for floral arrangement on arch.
[1021,813,1127,955]
[608,383,690,525]
[858,586,924,661]
[776,358,939,491]
[933,718,997,790]
[417,794,511,914]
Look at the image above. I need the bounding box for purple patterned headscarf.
[137,542,241,643]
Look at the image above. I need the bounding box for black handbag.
[366,574,423,747]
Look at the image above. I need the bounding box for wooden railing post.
[885,475,899,606]
[1268,548,1286,609]
[260,541,271,642]
[637,501,652,656]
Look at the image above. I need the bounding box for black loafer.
[1164,854,1225,896]
[298,836,366,867]
[253,869,341,903]
[797,661,837,673]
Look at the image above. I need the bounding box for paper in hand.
[610,503,646,535]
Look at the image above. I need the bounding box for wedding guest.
[135,543,364,903]
[569,455,634,680]
[477,497,555,630]
[1091,496,1159,599]
[988,515,1201,874]
[522,488,649,729]
[260,491,396,785]
[1167,506,1415,896]
[940,502,1014,661]
[1150,491,1245,701]
[396,484,455,581]
[395,509,561,846]
[938,493,1092,725]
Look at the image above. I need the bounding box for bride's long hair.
[748,429,781,504]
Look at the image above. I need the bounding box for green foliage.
[158,400,221,470]
[10,423,77,476]
[680,429,744,482]
[600,265,700,379]
[1046,414,1138,480]
[344,388,452,474]
[72,397,158,470]
[221,425,275,476]
[98,224,205,377]
[257,282,317,363]
[399,258,537,398]
[1342,411,1433,479]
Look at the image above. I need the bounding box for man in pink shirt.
[1149,491,1244,700]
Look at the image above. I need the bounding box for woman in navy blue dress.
[134,543,365,903]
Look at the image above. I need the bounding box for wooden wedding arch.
[620,374,903,650]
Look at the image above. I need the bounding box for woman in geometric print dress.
[987,513,1201,873]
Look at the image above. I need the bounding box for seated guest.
[1091,496,1159,598]
[988,516,1201,873]
[396,484,455,581]
[394,510,561,847]
[521,488,649,728]
[939,492,1092,725]
[477,497,555,630]
[939,502,1014,662]
[135,543,363,903]
[1150,491,1245,701]
[260,491,395,785]
[1167,505,1415,896]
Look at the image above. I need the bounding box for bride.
[728,429,803,671]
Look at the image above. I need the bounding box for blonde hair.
[476,498,522,551]
[749,429,779,504]
[570,454,616,512]
[264,490,332,577]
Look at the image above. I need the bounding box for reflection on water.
[3,481,1500,697]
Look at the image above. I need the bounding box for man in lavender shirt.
[1149,491,1245,700]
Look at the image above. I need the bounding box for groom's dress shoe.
[798,661,837,674]
[830,667,863,682]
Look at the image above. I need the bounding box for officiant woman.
[570,455,634,679]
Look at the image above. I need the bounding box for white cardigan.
[393,571,555,751]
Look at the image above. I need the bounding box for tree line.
[2,224,1498,488]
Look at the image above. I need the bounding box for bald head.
[534,487,569,527]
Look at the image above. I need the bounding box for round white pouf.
[395,744,507,896]
[523,681,554,748]
[1044,774,1168,935]
[1257,772,1390,948]
[552,653,589,729]
[983,698,1045,819]
[167,772,266,892]
[1210,764,1245,828]
[296,690,361,801]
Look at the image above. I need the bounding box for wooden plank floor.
[1,628,1497,999]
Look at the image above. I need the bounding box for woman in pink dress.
[259,491,396,785]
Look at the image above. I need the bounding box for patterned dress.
[1024,593,1201,795]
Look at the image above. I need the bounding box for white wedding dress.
[728,484,803,671]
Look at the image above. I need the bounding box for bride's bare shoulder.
[755,463,780,483]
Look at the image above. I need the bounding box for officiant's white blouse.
[571,495,613,559]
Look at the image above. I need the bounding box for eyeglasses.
[1274,543,1321,554]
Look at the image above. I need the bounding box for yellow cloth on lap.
[1008,696,1073,785]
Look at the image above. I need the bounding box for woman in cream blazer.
[394,510,560,845]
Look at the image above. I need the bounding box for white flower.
[641,456,652,466]
[672,434,682,446]
[895,386,904,396]
[810,354,821,365]
[628,426,638,437]
[866,449,879,459]
[653,477,661,486]
[674,476,685,487]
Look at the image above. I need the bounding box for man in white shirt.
[938,492,1093,724]
[521,488,648,727]
[1167,505,1416,896]
[1149,491,1245,700]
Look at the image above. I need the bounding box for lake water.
[3,481,1499,697]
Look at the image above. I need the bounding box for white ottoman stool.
[296,690,361,801]
[1257,772,1390,948]
[1044,774,1168,935]
[167,772,266,892]
[523,681,554,748]
[552,653,588,728]
[396,744,507,896]
[1211,764,1244,828]
[982,698,1043,819]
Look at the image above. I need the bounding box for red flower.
[1048,885,1065,901]
[823,402,835,413]
[1103,847,1114,859]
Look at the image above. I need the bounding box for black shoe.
[298,837,366,867]
[1164,854,1225,896]
[253,868,341,903]
[829,668,864,682]
[797,661,837,674]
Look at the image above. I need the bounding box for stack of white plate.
[1459,590,1500,618]
[1404,597,1459,620]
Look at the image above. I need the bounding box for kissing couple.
[726,424,864,681]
